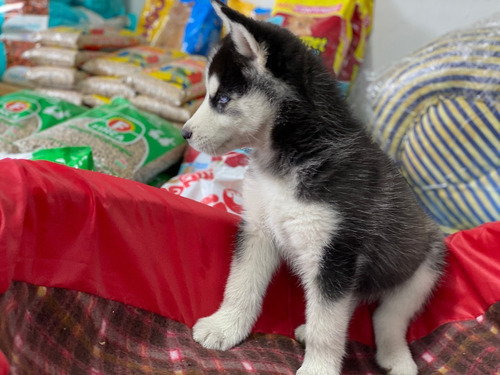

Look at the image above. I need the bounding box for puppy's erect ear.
[211,0,267,69]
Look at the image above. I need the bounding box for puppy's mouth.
[189,135,233,156]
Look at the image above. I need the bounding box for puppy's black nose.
[182,128,192,140]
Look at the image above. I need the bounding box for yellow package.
[81,46,185,77]
[228,0,257,17]
[125,55,207,106]
[137,0,176,42]
[271,0,373,94]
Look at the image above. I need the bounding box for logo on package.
[87,116,146,144]
[0,99,40,121]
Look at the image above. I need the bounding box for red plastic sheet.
[1,158,500,361]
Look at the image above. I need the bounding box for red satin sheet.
[1,159,499,356]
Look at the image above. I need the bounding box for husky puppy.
[183,2,446,374]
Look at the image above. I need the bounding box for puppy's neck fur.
[251,66,366,179]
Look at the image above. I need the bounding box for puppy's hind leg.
[193,221,280,351]
[373,261,441,375]
[294,323,306,344]
[297,289,356,375]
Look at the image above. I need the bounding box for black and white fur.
[183,2,446,374]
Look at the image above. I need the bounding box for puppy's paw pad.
[294,324,306,344]
[192,315,245,351]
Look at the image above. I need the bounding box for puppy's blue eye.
[218,96,230,105]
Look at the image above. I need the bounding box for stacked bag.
[22,27,143,105]
[0,0,135,87]
[78,46,207,128]
[0,89,186,183]
[21,22,210,130]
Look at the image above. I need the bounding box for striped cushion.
[368,27,500,234]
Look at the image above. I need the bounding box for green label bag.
[1,146,94,170]
[0,90,87,153]
[15,98,187,182]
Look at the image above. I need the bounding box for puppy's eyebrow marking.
[208,75,220,97]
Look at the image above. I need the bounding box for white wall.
[125,0,145,20]
[364,0,500,74]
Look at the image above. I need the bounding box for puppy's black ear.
[211,0,267,70]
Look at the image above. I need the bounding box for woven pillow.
[368,26,500,234]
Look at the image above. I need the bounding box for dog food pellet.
[15,97,186,182]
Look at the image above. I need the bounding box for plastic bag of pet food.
[25,66,88,89]
[150,0,223,56]
[35,27,81,49]
[130,95,203,123]
[0,40,37,77]
[136,0,175,42]
[81,94,112,107]
[15,97,187,182]
[2,66,34,87]
[0,90,87,153]
[162,146,249,215]
[78,76,136,99]
[22,47,106,67]
[35,27,143,50]
[228,0,271,20]
[78,28,143,50]
[0,146,94,170]
[125,55,206,105]
[35,88,84,106]
[271,0,373,94]
[81,46,182,77]
[0,0,48,36]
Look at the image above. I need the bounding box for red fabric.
[0,351,8,375]
[1,159,499,348]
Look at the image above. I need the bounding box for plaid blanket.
[1,282,499,375]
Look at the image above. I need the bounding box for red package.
[162,146,249,215]
[272,0,372,94]
[1,40,36,69]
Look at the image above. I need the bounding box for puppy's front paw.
[193,311,249,351]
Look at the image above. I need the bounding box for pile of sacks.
[78,46,207,128]
[22,27,207,128]
[22,27,143,106]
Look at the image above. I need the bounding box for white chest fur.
[242,167,341,281]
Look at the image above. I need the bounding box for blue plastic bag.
[49,2,89,27]
[182,0,224,56]
[72,0,126,19]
